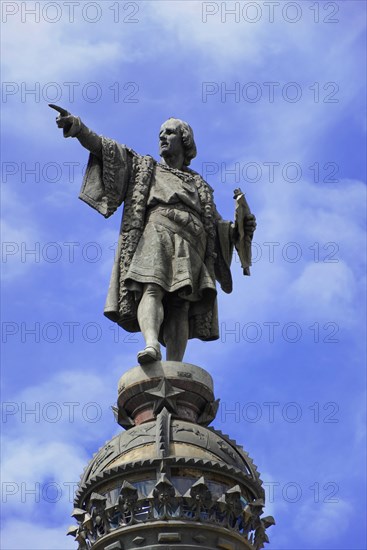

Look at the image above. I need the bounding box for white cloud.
[295,499,353,542]
[250,177,364,318]
[1,369,121,543]
[2,11,124,83]
[146,1,269,69]
[1,519,75,549]
[1,438,86,501]
[3,369,118,443]
[1,437,86,550]
[286,261,356,321]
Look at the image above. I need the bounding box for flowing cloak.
[79,137,234,341]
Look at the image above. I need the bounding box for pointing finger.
[49,103,70,117]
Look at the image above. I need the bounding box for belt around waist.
[147,204,202,222]
[145,209,206,257]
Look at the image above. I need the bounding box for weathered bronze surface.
[51,105,256,365]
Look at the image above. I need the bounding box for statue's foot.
[137,345,162,365]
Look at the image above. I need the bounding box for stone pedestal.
[117,361,218,426]
[68,362,274,550]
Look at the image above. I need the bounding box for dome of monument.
[76,416,263,507]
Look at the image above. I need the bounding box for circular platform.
[117,361,219,427]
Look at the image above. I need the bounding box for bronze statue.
[50,104,256,365]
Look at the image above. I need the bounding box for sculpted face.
[159,119,184,160]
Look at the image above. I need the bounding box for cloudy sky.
[1,1,366,548]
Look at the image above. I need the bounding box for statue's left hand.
[243,214,257,237]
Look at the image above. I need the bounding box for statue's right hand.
[49,104,80,137]
[56,114,75,129]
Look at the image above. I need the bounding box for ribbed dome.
[76,417,263,505]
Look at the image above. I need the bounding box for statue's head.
[159,118,197,166]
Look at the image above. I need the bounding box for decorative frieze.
[68,476,274,549]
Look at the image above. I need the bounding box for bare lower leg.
[137,284,164,351]
[164,300,189,361]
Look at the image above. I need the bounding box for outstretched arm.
[49,103,102,159]
[50,104,133,218]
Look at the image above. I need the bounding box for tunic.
[125,164,216,306]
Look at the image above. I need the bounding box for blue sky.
[1,1,366,548]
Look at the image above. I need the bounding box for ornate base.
[68,362,274,550]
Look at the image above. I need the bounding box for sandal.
[137,345,162,365]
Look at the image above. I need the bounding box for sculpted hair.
[168,117,197,166]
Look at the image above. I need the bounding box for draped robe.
[79,137,234,342]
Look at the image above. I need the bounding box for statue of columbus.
[51,105,256,365]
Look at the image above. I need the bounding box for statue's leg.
[137,283,164,363]
[164,296,190,362]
